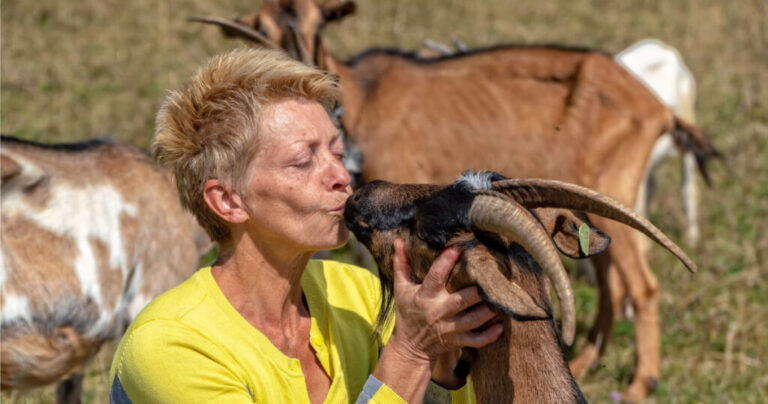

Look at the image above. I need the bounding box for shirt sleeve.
[354,375,408,404]
[110,320,253,403]
[353,376,456,404]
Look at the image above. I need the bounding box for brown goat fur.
[0,136,212,403]
[197,1,717,399]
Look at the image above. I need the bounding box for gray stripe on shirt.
[355,374,384,404]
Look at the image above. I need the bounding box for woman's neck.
[212,232,315,337]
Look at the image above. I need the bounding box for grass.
[2,0,767,402]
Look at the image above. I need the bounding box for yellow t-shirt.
[109,261,475,403]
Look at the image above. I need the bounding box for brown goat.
[193,1,718,399]
[0,136,212,403]
[344,171,696,403]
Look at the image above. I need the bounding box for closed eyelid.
[329,132,343,145]
[281,147,312,166]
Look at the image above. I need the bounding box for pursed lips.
[330,193,351,216]
[329,201,347,217]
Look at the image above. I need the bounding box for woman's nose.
[323,155,351,192]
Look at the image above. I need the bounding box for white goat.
[616,38,700,245]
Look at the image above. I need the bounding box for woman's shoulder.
[110,267,235,385]
[130,267,212,326]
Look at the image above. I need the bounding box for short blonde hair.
[153,48,341,242]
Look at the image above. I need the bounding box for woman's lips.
[330,204,346,216]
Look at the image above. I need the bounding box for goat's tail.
[671,116,722,186]
[0,326,100,390]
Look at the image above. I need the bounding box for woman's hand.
[373,239,502,400]
[390,239,503,360]
[391,239,503,387]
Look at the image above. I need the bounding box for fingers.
[421,246,460,295]
[452,304,497,333]
[392,238,411,288]
[436,303,496,338]
[455,323,504,349]
[437,304,501,350]
[444,286,484,317]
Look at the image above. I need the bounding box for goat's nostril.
[351,193,362,204]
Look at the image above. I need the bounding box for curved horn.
[188,17,281,49]
[469,192,575,346]
[286,21,314,66]
[492,179,697,273]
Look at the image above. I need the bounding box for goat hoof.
[621,376,658,402]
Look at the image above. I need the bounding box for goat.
[192,1,718,399]
[414,36,706,249]
[616,38,702,246]
[344,171,696,403]
[0,136,212,403]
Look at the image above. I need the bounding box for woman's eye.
[290,157,312,168]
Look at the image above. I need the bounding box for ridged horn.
[491,179,697,273]
[469,192,576,346]
[188,17,281,49]
[286,21,314,66]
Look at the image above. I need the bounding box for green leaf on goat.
[578,223,590,256]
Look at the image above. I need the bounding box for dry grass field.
[2,0,767,402]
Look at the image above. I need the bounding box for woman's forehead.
[252,98,340,161]
[260,98,336,139]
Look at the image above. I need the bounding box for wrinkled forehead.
[256,98,336,146]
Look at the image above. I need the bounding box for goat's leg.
[55,372,84,404]
[569,250,625,378]
[682,151,700,245]
[602,225,661,402]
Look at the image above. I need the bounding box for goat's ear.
[1,153,22,183]
[0,152,48,189]
[531,208,610,258]
[460,246,548,319]
[321,0,356,22]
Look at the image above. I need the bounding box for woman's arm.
[369,239,503,402]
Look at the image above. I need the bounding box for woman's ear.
[203,179,250,224]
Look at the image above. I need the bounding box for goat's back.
[344,46,673,205]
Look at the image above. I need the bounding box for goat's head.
[190,0,356,68]
[344,171,697,345]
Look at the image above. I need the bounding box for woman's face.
[242,98,352,253]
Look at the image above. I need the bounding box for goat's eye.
[417,232,425,241]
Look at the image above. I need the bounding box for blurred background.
[2,0,766,402]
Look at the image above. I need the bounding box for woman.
[109,48,502,403]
